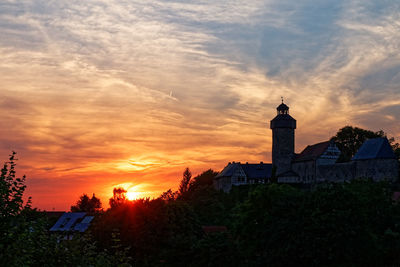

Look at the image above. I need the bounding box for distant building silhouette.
[214,101,399,192]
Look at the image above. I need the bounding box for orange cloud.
[1,0,399,210]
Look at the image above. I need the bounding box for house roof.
[45,211,65,219]
[241,163,272,179]
[352,137,396,160]
[216,162,272,179]
[215,162,240,178]
[294,141,330,162]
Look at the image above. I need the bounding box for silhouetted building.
[214,101,399,192]
[270,100,296,176]
[214,162,272,192]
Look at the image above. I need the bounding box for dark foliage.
[109,187,128,208]
[159,188,177,202]
[191,232,239,267]
[92,198,202,266]
[71,193,102,213]
[234,181,400,266]
[178,167,192,197]
[188,169,218,191]
[0,153,132,266]
[91,170,400,267]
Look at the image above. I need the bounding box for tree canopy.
[178,167,192,197]
[71,193,102,213]
[0,151,30,219]
[109,187,128,208]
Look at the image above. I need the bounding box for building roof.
[294,141,330,162]
[241,163,272,179]
[215,162,241,178]
[352,137,396,160]
[216,162,272,179]
[45,211,65,219]
[270,113,296,122]
[277,102,289,111]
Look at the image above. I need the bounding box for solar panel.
[80,215,94,224]
[74,216,94,232]
[50,212,86,231]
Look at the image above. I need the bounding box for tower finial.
[281,96,284,104]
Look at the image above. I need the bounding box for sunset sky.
[1,1,399,210]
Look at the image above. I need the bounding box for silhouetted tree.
[188,169,218,192]
[178,168,192,196]
[1,152,32,264]
[0,153,132,266]
[159,189,177,202]
[71,193,102,213]
[0,151,30,218]
[388,137,400,159]
[109,187,127,208]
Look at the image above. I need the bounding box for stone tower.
[270,100,296,175]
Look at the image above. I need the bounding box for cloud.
[0,0,399,209]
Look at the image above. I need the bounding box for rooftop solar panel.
[50,212,87,231]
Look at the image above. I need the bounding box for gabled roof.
[215,162,241,178]
[352,137,396,160]
[294,141,331,162]
[241,163,272,179]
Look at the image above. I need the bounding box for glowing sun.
[126,190,139,201]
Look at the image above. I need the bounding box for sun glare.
[126,190,139,201]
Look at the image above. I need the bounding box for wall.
[292,161,315,183]
[317,162,356,182]
[355,159,399,182]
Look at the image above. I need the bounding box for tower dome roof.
[277,102,289,112]
[270,99,296,129]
